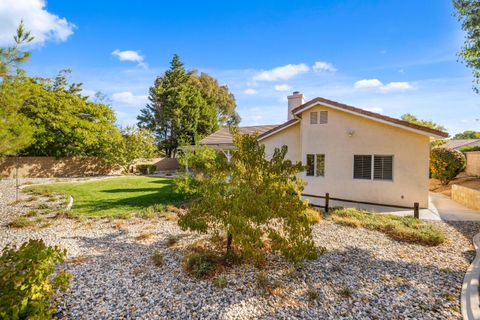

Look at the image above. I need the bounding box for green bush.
[0,239,70,320]
[460,146,480,153]
[305,208,321,224]
[430,147,466,185]
[184,251,222,279]
[136,164,157,175]
[151,250,164,267]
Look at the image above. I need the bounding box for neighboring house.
[201,92,448,208]
[443,139,480,151]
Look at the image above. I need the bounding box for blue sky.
[1,0,479,136]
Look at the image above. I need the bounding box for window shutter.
[306,154,315,176]
[310,112,318,124]
[319,111,328,124]
[353,155,372,179]
[374,155,393,180]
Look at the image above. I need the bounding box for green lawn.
[26,176,182,218]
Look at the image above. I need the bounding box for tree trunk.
[226,233,233,255]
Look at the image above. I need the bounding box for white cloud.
[354,79,383,89]
[380,82,415,92]
[354,79,415,93]
[253,63,309,81]
[312,61,337,72]
[112,49,147,68]
[243,88,257,95]
[0,0,75,46]
[274,84,291,92]
[111,91,148,106]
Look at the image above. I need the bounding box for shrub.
[136,164,157,175]
[8,217,35,228]
[139,206,156,219]
[184,251,222,279]
[330,208,446,246]
[305,208,321,224]
[430,147,466,185]
[0,239,70,319]
[151,250,164,267]
[166,235,178,246]
[212,275,228,289]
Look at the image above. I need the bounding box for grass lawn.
[329,208,445,246]
[26,176,183,218]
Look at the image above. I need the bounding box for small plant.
[8,217,35,228]
[213,275,228,289]
[152,203,166,213]
[305,207,321,224]
[184,251,222,279]
[37,203,49,210]
[338,286,353,298]
[0,239,70,319]
[256,272,283,295]
[25,210,38,217]
[166,235,179,246]
[306,288,320,301]
[139,206,156,219]
[26,196,38,202]
[135,231,152,241]
[151,250,164,267]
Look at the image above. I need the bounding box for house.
[443,139,480,151]
[201,92,449,208]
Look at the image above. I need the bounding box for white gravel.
[0,178,478,319]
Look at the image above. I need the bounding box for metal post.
[414,202,419,219]
[325,193,330,213]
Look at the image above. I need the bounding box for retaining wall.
[452,184,480,211]
[466,152,480,177]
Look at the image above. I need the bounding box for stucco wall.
[0,157,122,178]
[261,123,301,162]
[452,184,480,210]
[134,158,179,172]
[262,104,431,208]
[466,152,480,177]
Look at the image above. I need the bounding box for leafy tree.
[137,54,239,157]
[18,73,123,158]
[114,127,158,172]
[453,130,480,139]
[401,113,446,132]
[0,22,35,158]
[175,130,318,262]
[453,0,480,93]
[430,147,466,185]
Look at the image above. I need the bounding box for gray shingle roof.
[443,139,480,150]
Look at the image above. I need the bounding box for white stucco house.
[201,92,448,208]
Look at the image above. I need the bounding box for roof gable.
[292,97,449,139]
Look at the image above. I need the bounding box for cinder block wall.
[466,152,480,177]
[0,157,122,178]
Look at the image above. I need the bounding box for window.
[316,154,325,176]
[306,154,315,176]
[319,111,328,124]
[310,112,318,124]
[374,155,393,180]
[353,155,372,179]
[306,154,325,177]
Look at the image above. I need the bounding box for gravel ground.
[1,178,479,319]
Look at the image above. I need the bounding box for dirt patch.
[430,172,480,197]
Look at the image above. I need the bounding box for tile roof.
[200,125,279,145]
[443,139,480,150]
[292,97,449,138]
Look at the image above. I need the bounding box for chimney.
[287,91,304,120]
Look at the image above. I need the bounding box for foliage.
[176,130,317,262]
[18,71,123,158]
[184,250,223,278]
[212,275,228,289]
[430,147,466,185]
[453,0,480,93]
[0,23,35,158]
[7,216,35,228]
[151,250,164,267]
[400,113,446,132]
[0,239,70,320]
[453,130,480,139]
[27,176,182,218]
[431,139,447,148]
[305,208,322,224]
[461,145,480,152]
[137,54,239,157]
[137,164,157,175]
[329,208,446,246]
[112,127,158,173]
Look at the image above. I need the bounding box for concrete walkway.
[307,192,480,221]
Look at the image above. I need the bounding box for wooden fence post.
[325,193,330,213]
[414,202,419,219]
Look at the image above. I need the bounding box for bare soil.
[429,172,480,197]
